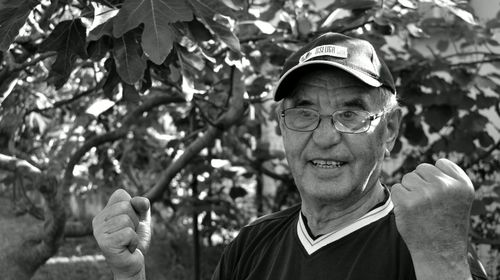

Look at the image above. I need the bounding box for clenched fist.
[93,189,151,280]
[391,158,475,279]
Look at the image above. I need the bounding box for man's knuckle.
[415,163,431,173]
[112,201,131,216]
[123,227,136,237]
[401,173,415,185]
[116,214,129,224]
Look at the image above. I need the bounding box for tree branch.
[443,51,500,59]
[0,153,42,177]
[11,52,57,73]
[64,219,93,237]
[470,229,500,246]
[450,58,500,68]
[62,93,187,189]
[145,126,221,202]
[63,129,128,189]
[122,94,186,126]
[31,174,66,267]
[145,67,247,202]
[28,85,99,114]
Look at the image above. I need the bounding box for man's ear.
[385,107,402,152]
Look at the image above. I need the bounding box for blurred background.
[1,0,500,279]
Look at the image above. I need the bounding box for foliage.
[1,0,500,278]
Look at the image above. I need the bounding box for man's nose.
[311,117,342,147]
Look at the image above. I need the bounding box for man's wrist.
[410,250,472,280]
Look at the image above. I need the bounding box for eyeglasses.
[280,108,386,134]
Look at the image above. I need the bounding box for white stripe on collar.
[297,195,394,255]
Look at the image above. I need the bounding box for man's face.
[280,68,400,207]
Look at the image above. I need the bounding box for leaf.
[122,83,141,102]
[406,23,429,38]
[449,133,475,154]
[187,0,237,18]
[259,1,284,21]
[475,76,497,89]
[430,138,448,153]
[88,3,118,41]
[456,95,475,110]
[112,32,147,84]
[325,0,379,10]
[87,36,112,59]
[397,0,417,9]
[85,99,116,117]
[178,46,205,72]
[459,112,489,133]
[188,0,241,52]
[297,14,312,37]
[27,112,48,134]
[220,0,243,11]
[402,114,428,146]
[250,20,276,35]
[169,63,181,83]
[447,6,477,25]
[112,0,193,64]
[371,21,395,35]
[38,19,88,89]
[392,138,402,154]
[246,76,269,97]
[187,18,213,42]
[494,185,500,197]
[477,131,494,147]
[142,23,177,65]
[487,16,500,28]
[206,19,240,52]
[140,67,152,92]
[487,38,500,46]
[470,200,487,215]
[423,105,454,132]
[0,0,38,51]
[229,186,247,199]
[88,20,114,41]
[476,94,498,109]
[103,57,120,98]
[436,40,449,52]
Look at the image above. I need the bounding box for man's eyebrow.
[293,98,314,107]
[289,92,314,106]
[341,98,368,109]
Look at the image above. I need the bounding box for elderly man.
[93,33,488,280]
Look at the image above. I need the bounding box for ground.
[31,233,223,280]
[32,236,113,280]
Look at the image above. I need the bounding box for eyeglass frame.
[280,107,389,134]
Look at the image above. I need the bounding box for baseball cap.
[273,32,396,101]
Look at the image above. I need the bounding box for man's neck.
[301,182,386,237]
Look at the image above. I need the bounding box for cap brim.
[273,61,383,101]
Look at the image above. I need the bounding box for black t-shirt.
[212,195,488,280]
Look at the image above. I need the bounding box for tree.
[1,0,500,279]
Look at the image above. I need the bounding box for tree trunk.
[0,198,42,279]
[0,172,66,280]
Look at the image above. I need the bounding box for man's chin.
[301,182,356,202]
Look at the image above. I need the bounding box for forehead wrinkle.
[291,80,365,100]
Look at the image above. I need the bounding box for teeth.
[312,160,343,168]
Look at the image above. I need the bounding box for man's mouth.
[310,160,346,168]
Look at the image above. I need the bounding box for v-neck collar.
[296,192,394,255]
